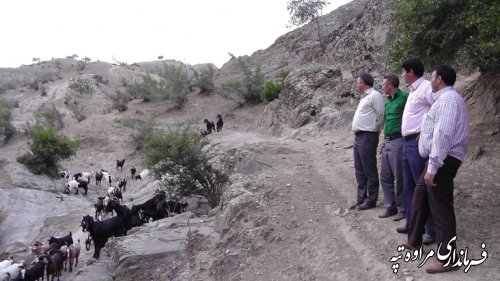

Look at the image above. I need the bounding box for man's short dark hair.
[383,73,400,88]
[359,72,374,87]
[401,57,424,77]
[433,64,456,86]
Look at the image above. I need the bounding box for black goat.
[204,119,215,134]
[94,197,106,220]
[23,256,45,281]
[81,215,126,259]
[216,114,223,132]
[116,159,126,171]
[166,201,189,214]
[72,172,82,181]
[95,170,103,186]
[42,250,63,281]
[131,190,166,214]
[76,179,88,196]
[105,200,143,232]
[130,166,136,180]
[48,232,73,249]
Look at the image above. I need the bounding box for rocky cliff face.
[217,0,397,137]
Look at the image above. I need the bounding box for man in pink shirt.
[396,58,436,245]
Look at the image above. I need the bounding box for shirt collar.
[409,77,425,92]
[432,86,453,102]
[363,87,373,96]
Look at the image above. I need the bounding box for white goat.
[135,169,149,181]
[0,263,24,281]
[81,171,93,183]
[65,180,79,194]
[0,257,13,271]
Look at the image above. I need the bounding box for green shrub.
[160,64,190,106]
[93,74,109,85]
[143,121,229,207]
[34,104,64,129]
[68,77,95,95]
[0,99,15,142]
[17,125,79,177]
[29,79,40,91]
[131,118,156,150]
[110,90,133,112]
[261,82,281,102]
[390,0,500,72]
[217,55,265,103]
[126,74,165,102]
[192,65,216,94]
[261,69,290,102]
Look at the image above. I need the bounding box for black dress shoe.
[422,234,436,245]
[393,212,406,221]
[357,202,375,210]
[378,208,397,218]
[349,202,361,210]
[396,226,409,234]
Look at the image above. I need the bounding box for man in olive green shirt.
[378,74,408,221]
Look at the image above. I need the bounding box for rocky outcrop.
[216,0,396,136]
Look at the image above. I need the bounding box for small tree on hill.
[287,0,329,52]
[143,121,229,207]
[17,125,79,177]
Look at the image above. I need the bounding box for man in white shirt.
[350,73,385,210]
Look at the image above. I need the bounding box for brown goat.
[29,241,50,256]
[68,239,81,272]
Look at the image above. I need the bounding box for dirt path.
[209,129,498,281]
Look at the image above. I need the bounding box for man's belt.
[385,132,402,141]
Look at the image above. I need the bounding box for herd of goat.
[0,116,224,280]
[0,159,190,281]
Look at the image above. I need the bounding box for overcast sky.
[0,0,352,68]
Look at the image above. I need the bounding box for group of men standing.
[351,57,469,274]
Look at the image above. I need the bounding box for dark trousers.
[408,156,461,258]
[402,139,435,236]
[353,131,379,205]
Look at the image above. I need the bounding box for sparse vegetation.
[0,99,15,142]
[110,90,133,112]
[390,0,500,72]
[68,103,86,122]
[17,125,79,177]
[34,104,64,129]
[143,121,229,207]
[93,74,109,85]
[131,118,156,150]
[159,64,190,106]
[261,70,290,102]
[192,65,216,94]
[68,77,96,95]
[217,55,265,103]
[126,74,165,102]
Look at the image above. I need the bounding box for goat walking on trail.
[204,119,215,134]
[216,114,223,132]
[116,159,126,171]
